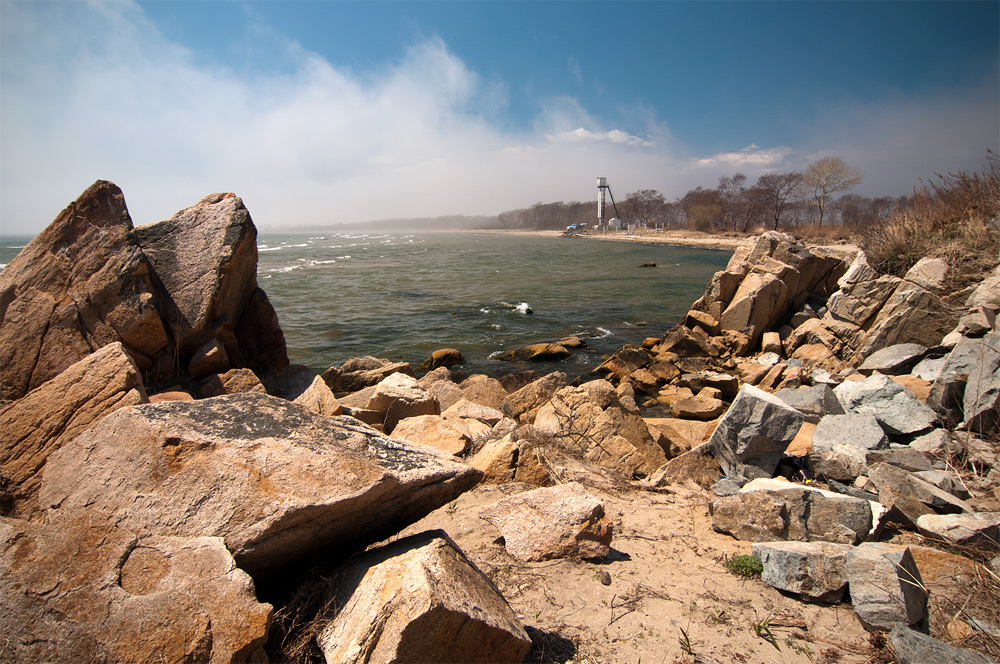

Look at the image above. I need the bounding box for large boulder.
[928,332,1000,433]
[38,393,482,577]
[0,181,168,399]
[0,342,147,514]
[752,541,852,602]
[806,413,887,481]
[533,379,667,478]
[889,624,996,664]
[708,384,804,480]
[500,371,567,424]
[316,530,531,664]
[321,356,414,396]
[834,372,937,436]
[846,543,927,631]
[1,512,271,664]
[366,372,441,434]
[478,483,614,562]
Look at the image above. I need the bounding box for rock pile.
[2,198,998,663]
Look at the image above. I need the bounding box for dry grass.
[863,152,1000,286]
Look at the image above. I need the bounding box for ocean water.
[0,231,731,379]
[256,232,730,378]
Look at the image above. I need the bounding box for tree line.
[483,157,908,233]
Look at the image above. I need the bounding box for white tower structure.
[596,176,620,232]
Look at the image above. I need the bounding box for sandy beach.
[465,228,748,251]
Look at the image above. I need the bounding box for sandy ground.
[399,481,877,664]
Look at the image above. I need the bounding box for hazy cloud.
[1,1,996,234]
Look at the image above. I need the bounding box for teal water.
[0,231,731,379]
[256,232,730,378]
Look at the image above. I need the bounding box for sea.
[0,231,732,379]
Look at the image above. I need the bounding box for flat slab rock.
[317,530,531,664]
[39,392,482,577]
[478,482,614,562]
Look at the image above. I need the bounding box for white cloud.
[694,144,794,170]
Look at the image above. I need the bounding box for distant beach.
[464,228,747,251]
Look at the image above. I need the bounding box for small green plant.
[723,554,763,579]
[750,612,781,652]
[678,627,694,656]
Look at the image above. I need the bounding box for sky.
[1,1,998,235]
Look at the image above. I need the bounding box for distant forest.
[480,157,910,234]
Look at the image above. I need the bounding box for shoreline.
[464,228,745,251]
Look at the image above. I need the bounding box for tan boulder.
[416,347,465,371]
[478,483,613,562]
[148,390,195,403]
[718,271,790,345]
[0,181,168,399]
[321,356,414,396]
[317,530,531,664]
[390,415,471,456]
[850,281,963,362]
[38,393,482,577]
[459,374,509,410]
[669,396,726,420]
[534,380,666,478]
[200,367,267,398]
[263,364,342,416]
[500,371,567,423]
[644,417,716,458]
[367,372,440,434]
[1,512,271,664]
[495,342,570,362]
[0,342,147,514]
[468,436,519,484]
[646,441,722,489]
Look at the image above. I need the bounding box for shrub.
[724,554,763,578]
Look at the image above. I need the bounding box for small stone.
[599,570,612,586]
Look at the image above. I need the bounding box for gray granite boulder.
[927,333,1000,432]
[858,343,927,375]
[773,384,845,424]
[834,372,937,435]
[752,541,852,602]
[846,543,927,631]
[915,513,1000,552]
[889,624,996,664]
[709,384,804,480]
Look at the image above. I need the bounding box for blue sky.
[2,1,997,234]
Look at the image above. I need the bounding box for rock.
[321,356,414,396]
[858,343,928,375]
[1,512,271,664]
[912,469,970,499]
[959,332,1000,433]
[500,371,567,424]
[0,342,147,514]
[657,324,719,357]
[927,333,1000,428]
[850,280,963,362]
[955,306,996,336]
[478,483,614,561]
[0,181,168,399]
[670,396,726,420]
[416,348,465,372]
[846,543,927,631]
[866,448,933,473]
[761,331,782,355]
[424,378,466,412]
[496,342,570,362]
[909,428,955,454]
[443,399,505,427]
[390,415,471,456]
[200,367,267,398]
[459,374,509,410]
[811,413,888,454]
[774,384,845,424]
[784,318,841,356]
[684,309,721,336]
[711,479,873,544]
[316,530,531,664]
[148,390,195,403]
[868,463,975,525]
[719,271,790,346]
[889,623,995,664]
[890,375,933,402]
[824,273,901,329]
[367,372,440,434]
[263,363,343,417]
[912,354,949,382]
[38,393,482,577]
[904,257,949,292]
[708,384,804,481]
[834,372,937,435]
[752,541,852,602]
[534,380,667,478]
[232,287,289,378]
[967,265,1000,310]
[784,421,815,457]
[643,417,714,459]
[677,370,740,398]
[593,347,651,381]
[916,513,1000,552]
[646,441,722,490]
[468,437,519,484]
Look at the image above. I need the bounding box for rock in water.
[38,392,482,577]
[317,530,531,664]
[0,180,168,400]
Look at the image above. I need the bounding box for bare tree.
[757,172,804,230]
[620,189,667,228]
[803,157,864,225]
[718,173,747,231]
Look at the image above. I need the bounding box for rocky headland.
[1,181,999,663]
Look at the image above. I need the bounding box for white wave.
[258,246,284,252]
[593,327,613,339]
[0,263,6,270]
[292,243,309,247]
[308,259,337,266]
